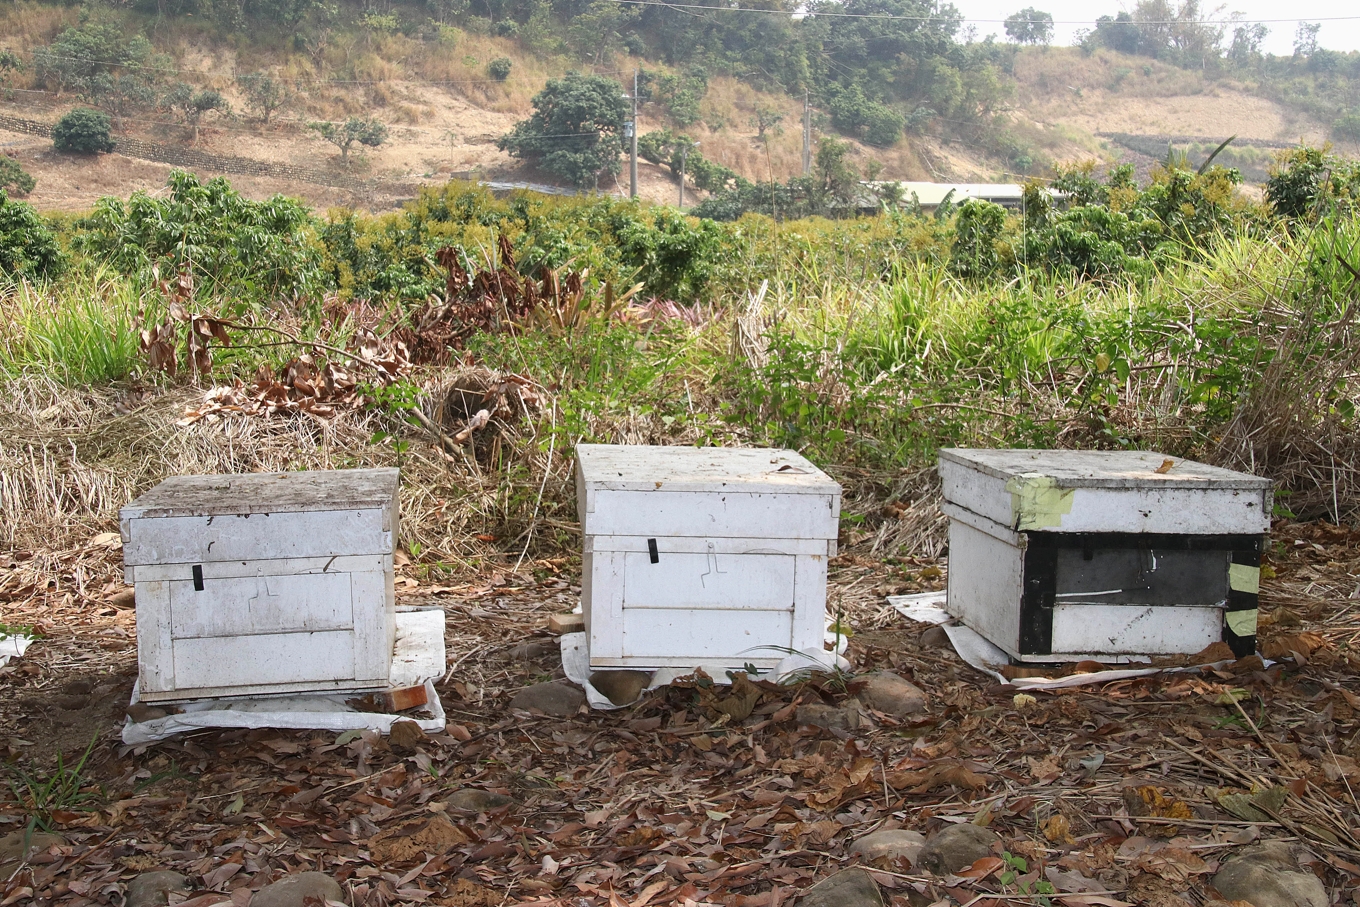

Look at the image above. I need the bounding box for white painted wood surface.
[1050,603,1222,655]
[122,469,399,703]
[577,445,840,671]
[939,448,1271,534]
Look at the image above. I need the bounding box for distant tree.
[1294,21,1320,57]
[497,72,628,189]
[488,57,512,81]
[34,23,155,100]
[95,72,158,128]
[1004,7,1054,45]
[0,156,36,197]
[0,50,24,93]
[310,116,388,164]
[237,72,289,125]
[1228,21,1268,65]
[750,105,784,141]
[810,137,860,215]
[52,108,115,155]
[1094,12,1143,54]
[163,84,230,144]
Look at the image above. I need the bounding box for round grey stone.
[444,789,515,812]
[510,681,585,717]
[126,871,190,907]
[850,829,927,865]
[1212,842,1328,907]
[856,672,927,717]
[917,823,999,875]
[799,868,884,907]
[250,872,344,907]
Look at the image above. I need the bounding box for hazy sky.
[949,0,1360,56]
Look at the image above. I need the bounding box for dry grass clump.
[0,372,574,571]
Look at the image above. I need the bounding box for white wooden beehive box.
[939,449,1272,663]
[577,444,841,671]
[120,468,400,703]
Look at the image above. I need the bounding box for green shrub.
[0,156,36,196]
[52,108,114,155]
[488,57,512,81]
[0,190,65,282]
[1334,110,1360,143]
[949,199,1008,279]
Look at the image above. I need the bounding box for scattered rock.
[919,625,951,648]
[445,788,515,812]
[126,871,190,907]
[850,829,927,866]
[795,702,860,731]
[856,672,927,717]
[589,670,652,706]
[388,719,428,749]
[799,867,884,907]
[1211,841,1328,907]
[250,872,344,907]
[508,639,558,660]
[917,823,999,875]
[510,681,585,717]
[0,829,65,877]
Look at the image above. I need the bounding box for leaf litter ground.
[3,521,1360,907]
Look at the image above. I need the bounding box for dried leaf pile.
[3,518,1360,907]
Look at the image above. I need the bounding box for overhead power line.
[604,0,1360,27]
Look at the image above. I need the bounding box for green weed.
[7,735,101,833]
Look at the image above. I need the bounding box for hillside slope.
[0,6,1354,213]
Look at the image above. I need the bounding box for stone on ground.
[589,670,653,706]
[795,702,860,730]
[510,681,585,717]
[508,639,558,660]
[250,871,345,907]
[856,671,927,717]
[445,788,515,812]
[798,867,884,907]
[917,823,999,875]
[126,871,190,907]
[919,625,951,648]
[1211,842,1328,907]
[850,829,926,866]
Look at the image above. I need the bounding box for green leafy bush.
[0,190,65,282]
[75,170,320,305]
[0,156,36,196]
[488,57,512,81]
[52,108,114,155]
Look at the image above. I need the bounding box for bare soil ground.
[4,461,1360,907]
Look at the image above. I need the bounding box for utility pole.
[679,140,698,208]
[802,89,811,175]
[629,69,639,199]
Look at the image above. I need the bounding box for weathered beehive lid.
[576,445,841,540]
[120,468,400,566]
[939,449,1271,535]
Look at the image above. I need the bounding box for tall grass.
[0,274,143,385]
